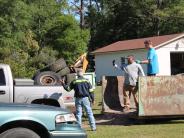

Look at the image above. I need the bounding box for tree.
[154,0,184,34]
[87,0,184,51]
[45,15,89,64]
[0,0,89,77]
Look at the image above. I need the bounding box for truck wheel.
[49,58,67,72]
[34,71,60,86]
[66,73,76,85]
[57,67,71,76]
[0,128,40,138]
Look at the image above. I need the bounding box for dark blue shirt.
[63,76,94,101]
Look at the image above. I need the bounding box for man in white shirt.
[113,55,145,112]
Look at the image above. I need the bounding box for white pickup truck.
[0,64,75,108]
[0,64,95,109]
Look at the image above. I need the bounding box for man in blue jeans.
[61,69,96,131]
[137,40,159,76]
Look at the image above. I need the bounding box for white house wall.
[156,37,184,75]
[95,49,147,82]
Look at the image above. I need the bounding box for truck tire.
[49,58,67,72]
[57,67,71,77]
[0,128,40,138]
[34,71,60,86]
[66,73,76,85]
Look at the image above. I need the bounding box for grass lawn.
[84,86,184,138]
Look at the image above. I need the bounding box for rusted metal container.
[102,75,184,117]
[139,75,184,117]
[102,76,124,113]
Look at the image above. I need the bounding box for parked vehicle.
[0,102,87,138]
[0,64,95,110]
[0,64,73,108]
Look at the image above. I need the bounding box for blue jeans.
[75,97,96,130]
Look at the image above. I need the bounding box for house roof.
[92,33,184,54]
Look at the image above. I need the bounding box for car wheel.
[34,71,61,86]
[0,128,40,138]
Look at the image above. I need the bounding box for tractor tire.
[0,128,40,138]
[66,73,76,85]
[57,67,71,77]
[49,58,67,72]
[34,71,60,86]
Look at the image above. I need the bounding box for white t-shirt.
[120,62,145,86]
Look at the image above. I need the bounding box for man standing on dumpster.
[136,40,159,76]
[113,55,145,112]
[61,69,96,131]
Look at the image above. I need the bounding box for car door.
[0,68,10,102]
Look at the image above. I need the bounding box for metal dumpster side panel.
[102,76,124,112]
[138,76,184,116]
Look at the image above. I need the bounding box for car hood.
[0,102,69,113]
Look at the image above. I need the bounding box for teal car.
[0,103,87,138]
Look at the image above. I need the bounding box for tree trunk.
[94,0,100,11]
[89,0,92,7]
[80,0,84,28]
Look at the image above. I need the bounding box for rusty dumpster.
[102,75,184,117]
[139,75,184,117]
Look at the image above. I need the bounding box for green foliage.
[0,47,35,78]
[87,0,184,50]
[45,15,90,64]
[154,0,184,34]
[29,47,59,70]
[23,29,39,56]
[1,0,183,77]
[0,0,89,78]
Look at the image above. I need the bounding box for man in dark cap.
[61,69,96,131]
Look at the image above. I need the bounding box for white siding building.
[92,33,184,82]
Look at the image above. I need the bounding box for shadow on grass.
[94,112,184,126]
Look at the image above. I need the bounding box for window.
[121,57,126,65]
[0,69,6,85]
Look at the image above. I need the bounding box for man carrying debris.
[113,55,145,112]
